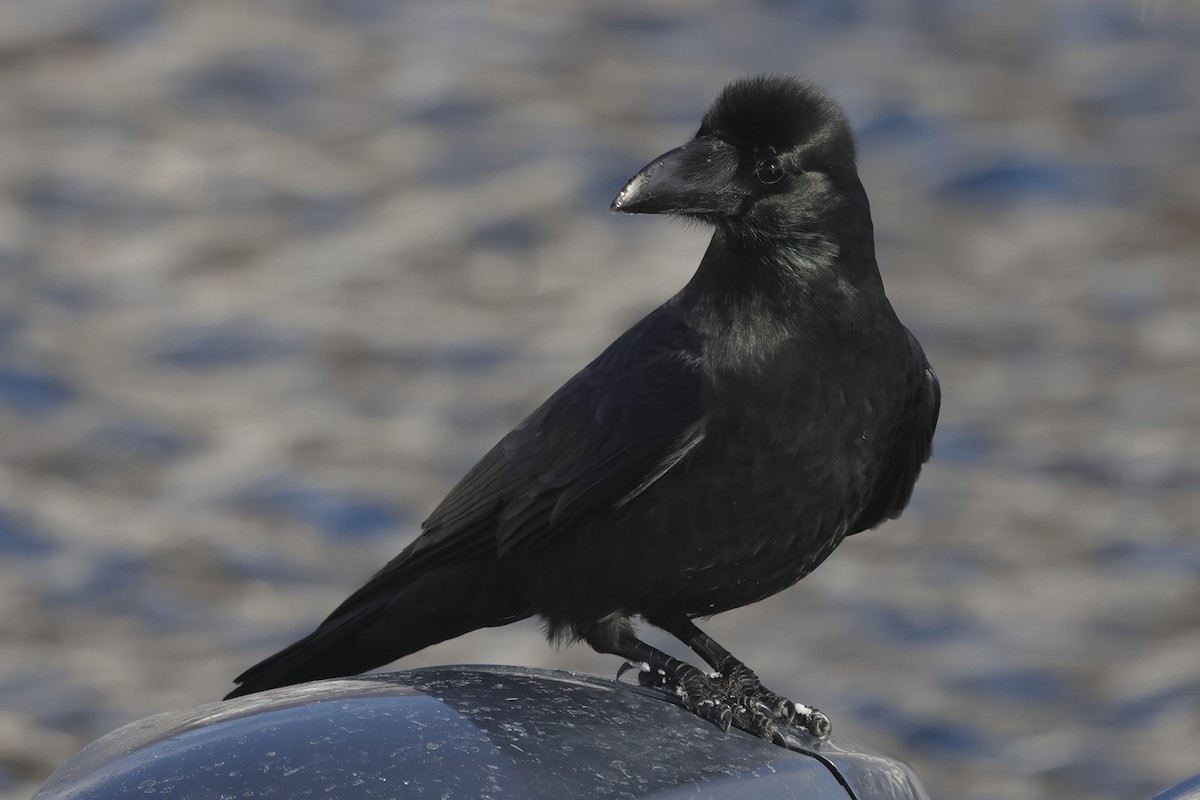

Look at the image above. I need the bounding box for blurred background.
[1,0,1197,798]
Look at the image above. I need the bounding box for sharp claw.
[667,664,828,745]
[616,661,638,682]
[804,710,832,739]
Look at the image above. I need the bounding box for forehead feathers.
[700,75,855,161]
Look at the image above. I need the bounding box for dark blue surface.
[316,0,401,24]
[937,155,1122,205]
[1092,68,1189,116]
[1092,538,1200,576]
[178,52,318,115]
[92,0,164,43]
[757,0,866,31]
[155,323,299,369]
[470,218,543,251]
[290,193,365,235]
[853,699,993,762]
[43,552,206,632]
[408,96,494,128]
[954,668,1075,707]
[19,177,168,229]
[236,475,406,540]
[1090,678,1200,728]
[0,508,56,557]
[848,600,983,646]
[33,667,930,800]
[929,423,995,468]
[0,367,75,415]
[85,418,193,465]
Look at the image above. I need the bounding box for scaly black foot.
[678,667,795,744]
[622,661,791,744]
[713,661,832,739]
[595,620,800,744]
[619,659,828,742]
[643,614,833,739]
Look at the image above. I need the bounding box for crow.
[225,75,940,744]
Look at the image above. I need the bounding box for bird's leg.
[646,614,831,739]
[585,617,788,744]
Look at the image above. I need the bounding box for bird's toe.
[797,706,832,739]
[767,695,797,723]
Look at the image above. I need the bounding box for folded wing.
[342,307,710,604]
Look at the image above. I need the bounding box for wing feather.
[850,332,941,534]
[384,307,709,573]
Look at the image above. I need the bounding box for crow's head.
[611,75,865,243]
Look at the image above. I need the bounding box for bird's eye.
[755,158,785,185]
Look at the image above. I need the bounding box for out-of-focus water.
[1,2,1198,798]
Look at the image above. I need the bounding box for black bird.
[226,75,940,743]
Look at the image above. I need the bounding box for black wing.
[369,306,709,580]
[850,333,940,534]
[224,310,710,698]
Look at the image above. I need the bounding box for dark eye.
[755,158,785,185]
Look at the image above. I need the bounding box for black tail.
[225,560,529,700]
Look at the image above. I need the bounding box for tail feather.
[225,604,389,699]
[225,561,529,700]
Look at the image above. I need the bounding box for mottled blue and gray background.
[2,1,1198,798]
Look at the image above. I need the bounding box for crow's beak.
[610,136,745,216]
